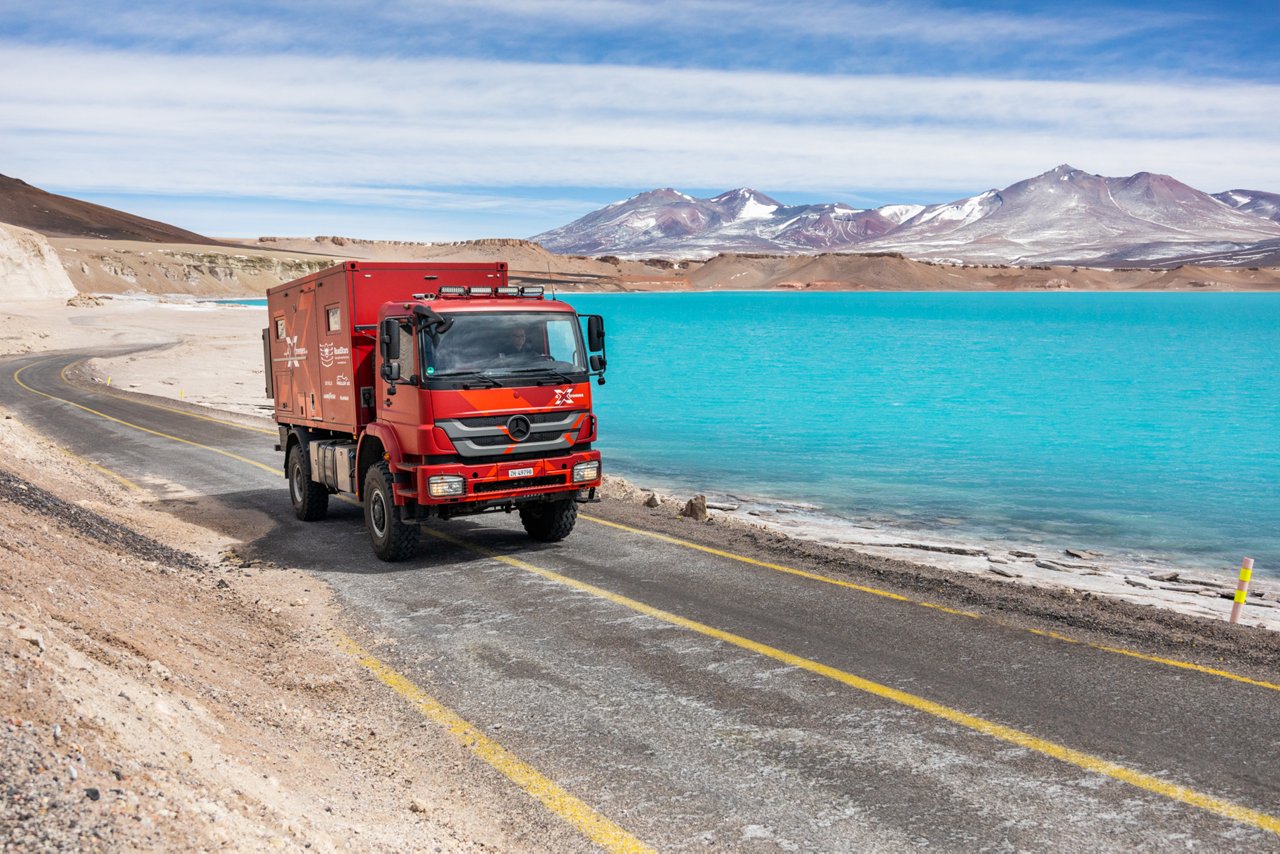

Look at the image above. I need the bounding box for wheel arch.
[357,424,402,501]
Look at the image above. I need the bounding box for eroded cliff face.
[0,223,78,301]
[50,239,338,296]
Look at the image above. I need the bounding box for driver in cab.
[502,326,540,363]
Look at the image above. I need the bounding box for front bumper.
[407,449,602,506]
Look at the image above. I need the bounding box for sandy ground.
[3,297,1273,632]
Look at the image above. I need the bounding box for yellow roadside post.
[1229,557,1254,625]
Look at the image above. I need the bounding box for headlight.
[428,475,466,497]
[572,461,600,483]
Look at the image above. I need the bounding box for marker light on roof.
[469,286,492,296]
[439,285,466,296]
[521,286,544,297]
[495,286,520,296]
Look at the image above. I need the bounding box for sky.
[2,0,1278,241]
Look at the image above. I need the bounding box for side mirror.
[381,361,401,383]
[590,354,606,372]
[587,315,605,352]
[379,318,401,360]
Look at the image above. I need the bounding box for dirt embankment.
[0,412,564,851]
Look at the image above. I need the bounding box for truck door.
[269,314,293,413]
[316,300,356,425]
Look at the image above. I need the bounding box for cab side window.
[392,323,416,383]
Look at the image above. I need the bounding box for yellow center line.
[12,362,281,478]
[59,359,278,436]
[423,527,1280,838]
[334,632,654,854]
[581,515,1280,694]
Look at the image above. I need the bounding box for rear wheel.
[364,461,419,561]
[519,498,577,542]
[288,445,329,521]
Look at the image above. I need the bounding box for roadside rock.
[643,493,661,508]
[8,625,46,653]
[680,495,708,522]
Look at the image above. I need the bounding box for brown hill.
[0,174,220,244]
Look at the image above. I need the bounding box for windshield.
[424,311,587,379]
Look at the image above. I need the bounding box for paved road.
[5,350,1280,851]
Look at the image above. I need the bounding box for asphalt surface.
[5,349,1280,851]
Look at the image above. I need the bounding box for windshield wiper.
[431,371,501,388]
[508,366,582,385]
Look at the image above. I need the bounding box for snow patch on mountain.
[876,204,926,225]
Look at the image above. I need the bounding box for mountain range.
[531,166,1280,267]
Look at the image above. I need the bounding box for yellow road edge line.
[59,359,277,436]
[423,527,1280,838]
[13,363,282,478]
[582,514,1280,694]
[56,445,141,491]
[333,632,655,854]
[1026,628,1280,693]
[581,514,912,602]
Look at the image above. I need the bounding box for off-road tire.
[519,498,577,542]
[364,461,419,562]
[288,445,329,521]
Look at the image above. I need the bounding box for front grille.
[427,443,592,466]
[468,430,565,448]
[458,410,584,428]
[473,475,565,494]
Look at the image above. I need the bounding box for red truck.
[263,261,606,561]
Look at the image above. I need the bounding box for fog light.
[572,461,600,483]
[428,475,466,497]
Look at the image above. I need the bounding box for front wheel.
[288,445,329,521]
[364,461,419,562]
[519,499,577,542]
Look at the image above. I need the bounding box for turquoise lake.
[226,293,1280,576]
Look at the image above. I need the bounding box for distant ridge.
[532,166,1280,267]
[0,174,220,244]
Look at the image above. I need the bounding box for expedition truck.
[263,261,607,561]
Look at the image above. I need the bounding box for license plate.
[507,467,534,478]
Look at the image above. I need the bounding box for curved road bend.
[4,350,1280,851]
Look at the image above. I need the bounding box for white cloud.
[2,43,1277,216]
